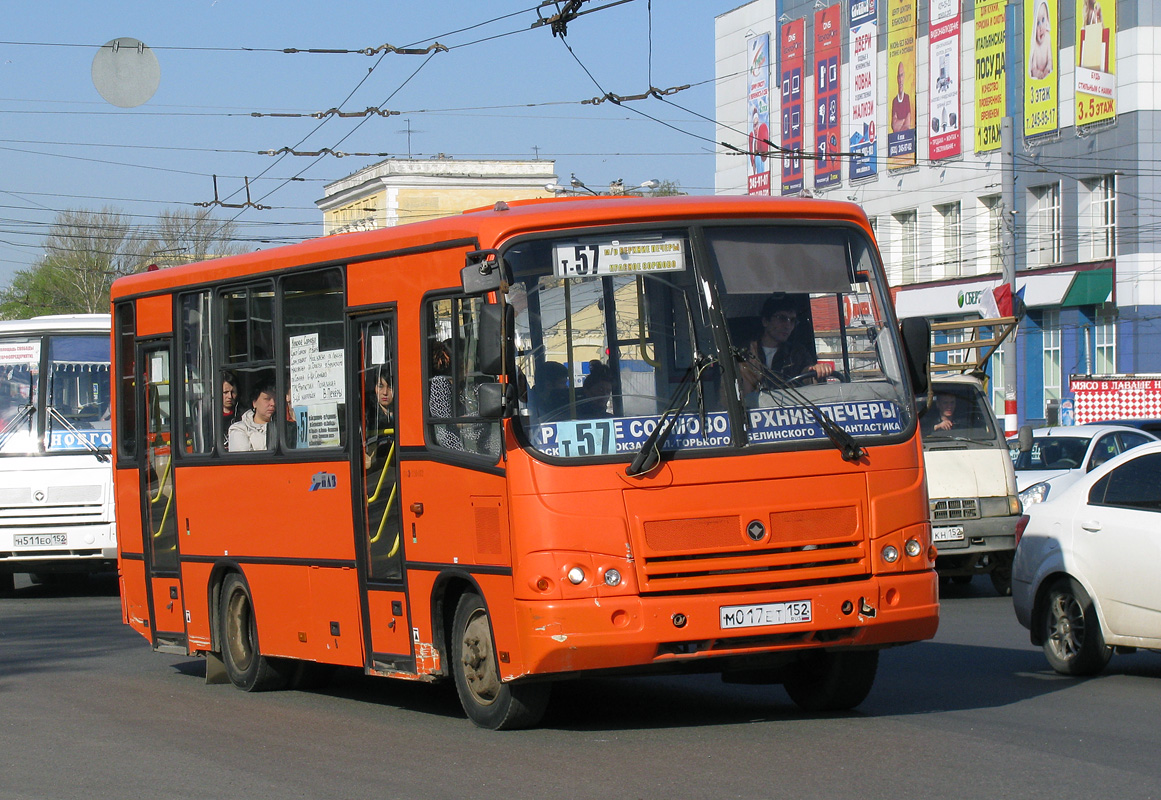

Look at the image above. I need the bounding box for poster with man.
[887,0,917,170]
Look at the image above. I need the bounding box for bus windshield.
[507,223,912,462]
[0,334,111,456]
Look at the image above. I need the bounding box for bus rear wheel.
[783,649,878,712]
[451,591,549,730]
[219,573,285,692]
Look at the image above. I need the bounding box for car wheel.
[1041,577,1112,676]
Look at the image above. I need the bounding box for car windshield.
[1013,436,1089,471]
[505,222,914,462]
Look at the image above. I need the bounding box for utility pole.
[1001,116,1018,435]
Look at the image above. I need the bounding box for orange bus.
[111,195,937,729]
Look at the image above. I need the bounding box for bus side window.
[424,296,501,460]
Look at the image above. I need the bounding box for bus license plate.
[720,600,812,630]
[13,533,67,548]
[932,526,965,542]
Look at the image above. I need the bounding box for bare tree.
[0,206,246,319]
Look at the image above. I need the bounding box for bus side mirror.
[1018,424,1033,453]
[899,316,931,396]
[476,382,516,419]
[477,302,514,377]
[461,249,509,295]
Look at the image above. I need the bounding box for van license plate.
[720,600,811,630]
[933,526,965,542]
[13,533,67,548]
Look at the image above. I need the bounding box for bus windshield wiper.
[735,349,865,462]
[626,354,716,478]
[46,405,110,463]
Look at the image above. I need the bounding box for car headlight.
[1019,481,1051,507]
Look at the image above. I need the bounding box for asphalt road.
[2,573,1159,800]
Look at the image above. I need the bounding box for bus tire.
[451,591,549,730]
[219,573,285,692]
[783,649,878,712]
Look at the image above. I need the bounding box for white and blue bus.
[0,315,113,593]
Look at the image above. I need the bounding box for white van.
[918,374,1024,595]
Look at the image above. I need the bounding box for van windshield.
[918,381,1000,446]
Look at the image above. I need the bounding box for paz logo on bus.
[309,472,337,491]
[746,520,767,541]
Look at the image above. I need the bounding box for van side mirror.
[1018,425,1033,453]
[899,317,931,396]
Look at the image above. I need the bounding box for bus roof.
[0,314,111,334]
[110,195,871,301]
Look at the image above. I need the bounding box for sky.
[0,0,747,287]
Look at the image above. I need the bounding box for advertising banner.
[848,0,878,181]
[813,4,843,189]
[973,0,1006,153]
[780,18,805,195]
[928,0,961,160]
[1024,0,1058,140]
[1074,0,1116,128]
[746,33,772,195]
[887,0,917,170]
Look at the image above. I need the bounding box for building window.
[981,194,1004,274]
[1041,309,1061,406]
[937,202,962,278]
[1081,175,1116,261]
[1095,311,1116,374]
[894,209,918,284]
[1030,183,1061,265]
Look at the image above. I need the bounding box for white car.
[1012,440,1161,675]
[1012,424,1157,507]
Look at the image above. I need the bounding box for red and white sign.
[1070,374,1161,424]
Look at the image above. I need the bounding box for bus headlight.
[880,545,900,563]
[904,538,922,558]
[566,566,586,585]
[603,568,622,587]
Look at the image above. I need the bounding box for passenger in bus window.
[365,366,395,466]
[228,383,276,452]
[220,369,240,449]
[531,361,570,422]
[429,341,464,450]
[576,360,614,418]
[739,294,834,393]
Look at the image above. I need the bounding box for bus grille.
[636,506,868,594]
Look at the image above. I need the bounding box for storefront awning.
[1061,267,1113,307]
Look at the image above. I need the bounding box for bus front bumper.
[511,570,938,678]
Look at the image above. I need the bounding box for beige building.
[317,157,558,235]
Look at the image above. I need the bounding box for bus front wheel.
[783,649,878,712]
[451,591,550,730]
[219,573,285,692]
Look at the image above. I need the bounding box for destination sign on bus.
[553,237,686,277]
[533,400,903,457]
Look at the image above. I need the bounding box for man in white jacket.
[228,383,276,452]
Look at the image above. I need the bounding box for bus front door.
[138,344,188,653]
[352,315,412,670]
